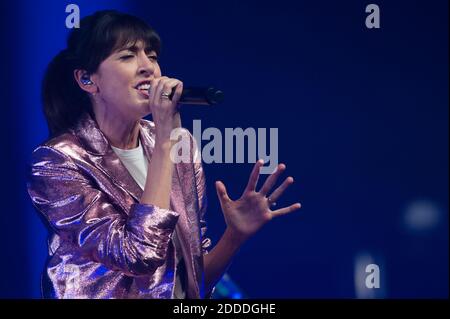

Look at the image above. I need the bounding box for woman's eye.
[120,55,134,60]
[120,54,158,61]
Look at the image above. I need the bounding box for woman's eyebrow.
[117,45,154,54]
[117,45,138,53]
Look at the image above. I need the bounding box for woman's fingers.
[169,80,183,105]
[271,203,301,218]
[267,176,294,203]
[158,79,182,115]
[150,77,181,108]
[155,77,172,105]
[215,180,231,204]
[147,77,159,109]
[245,159,264,193]
[259,163,286,196]
[149,76,166,106]
[161,78,182,103]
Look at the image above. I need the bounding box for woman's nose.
[137,55,155,76]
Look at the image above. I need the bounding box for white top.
[111,140,186,299]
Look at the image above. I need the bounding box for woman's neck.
[93,107,141,150]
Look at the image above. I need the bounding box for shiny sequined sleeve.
[27,145,180,277]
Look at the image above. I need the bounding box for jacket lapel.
[172,164,202,298]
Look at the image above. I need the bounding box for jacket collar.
[72,112,154,203]
[73,112,156,156]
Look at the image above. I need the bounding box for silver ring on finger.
[161,91,171,99]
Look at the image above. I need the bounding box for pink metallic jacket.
[27,113,211,299]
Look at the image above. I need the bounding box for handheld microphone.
[149,86,224,105]
[175,87,224,105]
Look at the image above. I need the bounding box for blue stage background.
[0,0,447,298]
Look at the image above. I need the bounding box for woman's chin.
[136,104,151,118]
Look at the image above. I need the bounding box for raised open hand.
[215,160,301,243]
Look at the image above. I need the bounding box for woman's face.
[89,40,161,120]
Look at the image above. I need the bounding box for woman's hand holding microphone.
[147,76,183,147]
[140,76,183,209]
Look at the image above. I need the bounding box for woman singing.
[27,10,301,299]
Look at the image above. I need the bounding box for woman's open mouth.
[135,82,151,98]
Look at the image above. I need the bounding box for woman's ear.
[74,69,98,95]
